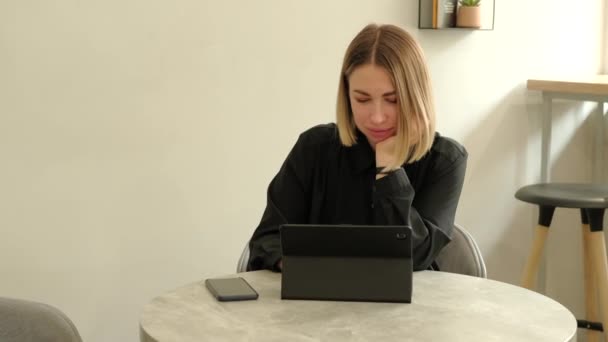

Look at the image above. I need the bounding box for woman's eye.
[355,98,370,103]
[385,97,397,104]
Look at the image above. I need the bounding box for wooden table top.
[527,75,608,96]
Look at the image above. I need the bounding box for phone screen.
[205,277,259,301]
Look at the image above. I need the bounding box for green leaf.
[459,0,481,6]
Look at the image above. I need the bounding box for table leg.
[541,94,552,183]
[593,102,605,184]
[537,94,553,295]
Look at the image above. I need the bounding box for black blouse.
[247,123,467,271]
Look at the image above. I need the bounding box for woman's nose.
[370,103,386,124]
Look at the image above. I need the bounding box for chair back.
[435,224,487,278]
[237,242,250,273]
[237,223,487,278]
[0,297,82,342]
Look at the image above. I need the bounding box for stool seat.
[515,183,608,208]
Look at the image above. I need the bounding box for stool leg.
[521,206,555,290]
[582,210,600,341]
[589,232,608,341]
[521,224,549,289]
[586,208,608,342]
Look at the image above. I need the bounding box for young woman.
[247,23,467,272]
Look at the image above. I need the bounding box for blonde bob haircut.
[336,24,436,168]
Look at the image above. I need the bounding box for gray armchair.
[237,223,486,278]
[0,297,82,342]
[435,223,487,278]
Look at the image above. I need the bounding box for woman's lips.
[367,128,394,140]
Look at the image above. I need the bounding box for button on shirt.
[248,123,467,271]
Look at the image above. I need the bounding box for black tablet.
[280,224,413,303]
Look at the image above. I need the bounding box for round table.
[140,270,576,342]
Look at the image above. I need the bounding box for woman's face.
[348,64,399,148]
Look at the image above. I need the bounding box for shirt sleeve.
[373,154,467,271]
[247,134,315,271]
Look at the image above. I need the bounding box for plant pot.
[457,6,482,28]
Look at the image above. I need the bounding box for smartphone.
[205,277,259,302]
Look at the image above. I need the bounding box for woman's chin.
[366,136,389,149]
[369,134,392,144]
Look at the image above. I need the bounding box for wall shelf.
[418,0,495,31]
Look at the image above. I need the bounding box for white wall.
[605,1,608,72]
[0,1,604,341]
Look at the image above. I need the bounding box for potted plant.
[456,0,482,28]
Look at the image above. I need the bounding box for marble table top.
[140,270,576,342]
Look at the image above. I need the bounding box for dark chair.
[515,182,608,341]
[237,223,487,278]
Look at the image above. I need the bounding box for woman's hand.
[375,136,397,169]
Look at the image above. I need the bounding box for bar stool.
[516,183,608,341]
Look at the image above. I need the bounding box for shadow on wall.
[458,84,592,285]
